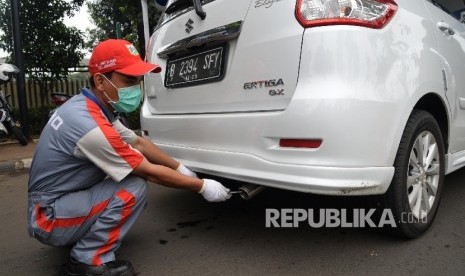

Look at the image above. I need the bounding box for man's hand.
[177,163,198,178]
[199,179,232,202]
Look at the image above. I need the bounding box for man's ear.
[93,74,105,91]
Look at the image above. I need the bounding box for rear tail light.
[296,0,397,29]
[51,95,68,106]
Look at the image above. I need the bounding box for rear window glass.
[428,0,465,22]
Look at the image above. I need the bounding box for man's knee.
[121,175,147,203]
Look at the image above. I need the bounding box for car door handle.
[437,21,455,35]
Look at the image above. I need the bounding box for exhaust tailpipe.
[236,184,266,200]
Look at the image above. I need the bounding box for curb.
[0,138,39,146]
[0,140,23,146]
[0,157,33,173]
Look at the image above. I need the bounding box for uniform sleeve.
[112,119,138,144]
[76,125,144,182]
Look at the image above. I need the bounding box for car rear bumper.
[150,142,394,196]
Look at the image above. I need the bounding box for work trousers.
[28,175,147,265]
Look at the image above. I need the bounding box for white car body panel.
[423,1,465,152]
[146,0,302,114]
[142,0,465,195]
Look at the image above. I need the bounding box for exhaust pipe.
[235,184,266,200]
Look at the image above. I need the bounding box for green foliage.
[11,105,54,136]
[0,0,85,78]
[86,0,161,58]
[0,0,86,108]
[0,0,151,135]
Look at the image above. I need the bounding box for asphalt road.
[1,170,464,276]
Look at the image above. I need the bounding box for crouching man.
[28,39,231,276]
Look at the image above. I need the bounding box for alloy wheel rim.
[407,131,440,220]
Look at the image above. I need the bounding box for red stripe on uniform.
[92,189,136,266]
[54,199,110,228]
[35,204,53,233]
[86,98,143,169]
[35,199,110,233]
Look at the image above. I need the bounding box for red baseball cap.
[89,39,161,76]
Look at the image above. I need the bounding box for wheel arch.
[411,93,450,153]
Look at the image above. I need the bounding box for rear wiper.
[165,0,206,20]
[165,0,191,14]
[192,0,206,20]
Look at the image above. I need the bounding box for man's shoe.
[62,259,135,276]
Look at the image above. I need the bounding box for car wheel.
[384,110,444,238]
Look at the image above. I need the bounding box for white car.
[142,0,465,238]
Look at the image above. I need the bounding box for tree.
[86,0,161,59]
[0,0,86,75]
[0,0,86,124]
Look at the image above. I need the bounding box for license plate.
[165,45,227,88]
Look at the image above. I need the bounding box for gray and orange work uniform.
[28,88,147,265]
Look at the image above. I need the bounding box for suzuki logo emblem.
[185,18,194,34]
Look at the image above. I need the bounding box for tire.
[383,110,444,238]
[12,125,28,146]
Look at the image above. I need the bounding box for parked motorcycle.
[0,63,28,146]
[48,92,72,118]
